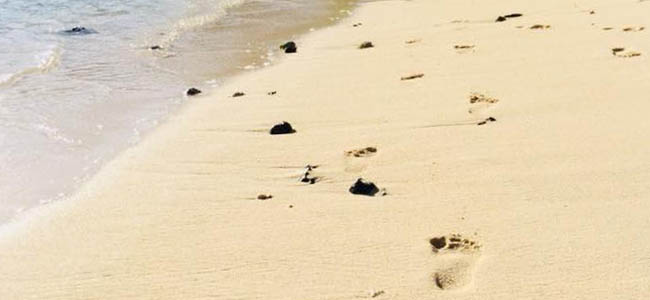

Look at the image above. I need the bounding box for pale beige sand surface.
[2,0,650,299]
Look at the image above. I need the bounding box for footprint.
[429,234,481,290]
[623,26,645,32]
[345,146,377,158]
[468,92,499,115]
[344,147,376,173]
[612,47,642,58]
[469,93,499,104]
[529,24,551,30]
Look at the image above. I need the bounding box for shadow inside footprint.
[429,234,481,290]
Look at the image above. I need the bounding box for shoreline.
[2,0,650,298]
[0,0,358,226]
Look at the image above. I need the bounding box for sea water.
[0,0,355,225]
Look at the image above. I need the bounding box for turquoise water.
[0,0,355,224]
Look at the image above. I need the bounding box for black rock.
[186,88,202,96]
[150,45,163,50]
[267,91,277,96]
[495,16,507,22]
[430,237,447,250]
[359,41,374,49]
[62,27,97,35]
[300,174,317,184]
[232,92,245,97]
[349,178,380,196]
[269,121,296,135]
[280,41,297,53]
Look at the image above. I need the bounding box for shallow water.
[0,0,357,225]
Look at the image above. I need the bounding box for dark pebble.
[349,178,380,196]
[62,27,97,35]
[270,121,296,135]
[186,88,202,96]
[359,41,374,49]
[232,92,245,97]
[280,41,297,53]
[430,237,447,250]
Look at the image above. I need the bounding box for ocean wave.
[155,0,247,47]
[0,46,62,88]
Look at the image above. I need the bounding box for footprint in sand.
[345,146,377,158]
[468,92,499,115]
[529,24,551,30]
[344,146,377,173]
[612,47,642,58]
[623,26,645,32]
[429,234,481,290]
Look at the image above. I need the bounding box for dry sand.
[2,0,650,298]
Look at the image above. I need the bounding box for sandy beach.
[2,0,650,298]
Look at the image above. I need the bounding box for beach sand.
[2,0,650,298]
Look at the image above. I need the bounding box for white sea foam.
[0,46,62,87]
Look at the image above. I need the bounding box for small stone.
[267,91,277,95]
[186,88,202,96]
[232,92,245,97]
[62,27,97,35]
[504,13,523,18]
[349,178,381,196]
[430,237,447,250]
[280,41,297,53]
[257,194,273,200]
[495,16,507,22]
[150,45,162,50]
[269,121,296,135]
[359,41,374,49]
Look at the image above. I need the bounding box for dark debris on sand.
[495,13,523,22]
[270,121,296,135]
[280,41,297,53]
[257,194,273,200]
[477,117,497,126]
[359,41,374,49]
[186,88,202,96]
[62,27,97,35]
[401,73,424,81]
[349,178,385,196]
[300,165,320,184]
